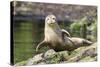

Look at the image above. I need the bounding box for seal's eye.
[52,18,55,20]
[46,18,49,21]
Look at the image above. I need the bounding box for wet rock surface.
[15,42,97,66]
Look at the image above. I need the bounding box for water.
[13,21,44,64]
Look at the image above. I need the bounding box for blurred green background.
[11,1,97,64]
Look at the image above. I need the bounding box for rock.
[44,49,56,59]
[79,56,97,62]
[58,51,69,61]
[38,62,46,65]
[67,42,97,62]
[44,49,61,64]
[14,60,28,66]
[26,53,45,65]
[15,42,97,66]
[82,42,97,57]
[26,58,35,65]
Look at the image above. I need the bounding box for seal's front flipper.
[61,29,73,45]
[36,40,46,52]
[61,29,71,37]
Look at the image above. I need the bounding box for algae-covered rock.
[44,49,56,59]
[79,56,97,62]
[28,53,45,65]
[15,42,97,66]
[14,60,28,66]
[67,42,97,62]
[44,49,63,64]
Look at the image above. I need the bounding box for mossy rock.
[15,60,28,66]
[15,42,97,66]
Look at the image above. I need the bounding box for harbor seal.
[36,15,93,52]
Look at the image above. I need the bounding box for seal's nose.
[51,17,57,23]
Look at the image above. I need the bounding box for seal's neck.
[44,23,61,41]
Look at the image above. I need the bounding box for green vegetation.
[70,17,87,37]
[70,17,97,41]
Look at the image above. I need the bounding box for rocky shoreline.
[15,42,97,66]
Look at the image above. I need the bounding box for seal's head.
[45,15,57,26]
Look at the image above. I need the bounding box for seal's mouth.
[50,23,54,24]
[49,22,56,26]
[48,22,58,29]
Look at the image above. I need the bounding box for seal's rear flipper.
[83,39,93,45]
